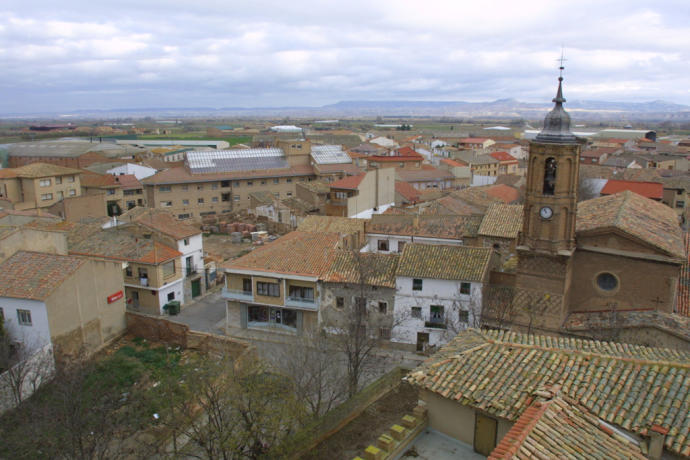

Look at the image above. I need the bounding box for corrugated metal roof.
[186,148,288,173]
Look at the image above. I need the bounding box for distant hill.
[3,99,690,121]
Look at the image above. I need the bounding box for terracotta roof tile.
[367,214,482,240]
[478,203,524,238]
[69,228,181,264]
[395,181,421,202]
[408,329,690,457]
[397,244,492,281]
[489,397,646,459]
[80,171,119,188]
[439,158,465,168]
[297,215,366,236]
[600,179,664,200]
[0,163,82,178]
[118,208,200,240]
[484,184,520,204]
[0,251,87,300]
[576,191,684,258]
[223,231,341,277]
[113,174,142,190]
[329,173,366,190]
[488,151,518,162]
[323,251,399,288]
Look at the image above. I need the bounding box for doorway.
[474,412,497,455]
[191,279,201,298]
[416,332,429,352]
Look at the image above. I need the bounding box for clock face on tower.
[540,206,553,219]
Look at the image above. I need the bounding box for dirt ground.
[306,382,419,460]
[203,234,255,262]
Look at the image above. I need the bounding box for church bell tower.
[513,68,583,331]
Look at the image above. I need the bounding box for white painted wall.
[157,279,185,313]
[107,163,158,180]
[351,202,394,219]
[363,234,463,254]
[0,297,52,355]
[177,234,204,278]
[392,276,482,347]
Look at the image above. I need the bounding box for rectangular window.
[257,282,280,297]
[246,181,253,186]
[676,201,685,208]
[379,327,391,340]
[336,296,344,309]
[460,282,471,295]
[125,266,133,277]
[288,285,314,300]
[197,185,203,190]
[212,197,219,202]
[286,178,292,183]
[458,310,469,323]
[378,302,388,314]
[178,213,191,219]
[243,278,252,293]
[39,179,51,187]
[181,185,188,191]
[430,305,445,324]
[273,178,279,184]
[17,309,32,326]
[412,278,423,291]
[138,267,148,279]
[221,180,230,188]
[211,183,218,190]
[167,292,175,301]
[55,176,62,185]
[66,175,75,183]
[397,241,406,253]
[286,192,293,197]
[160,201,172,207]
[162,261,175,277]
[378,240,389,251]
[159,186,171,192]
[198,198,204,204]
[182,199,189,205]
[106,189,116,195]
[261,180,267,185]
[411,307,422,319]
[183,238,189,246]
[57,191,64,200]
[233,180,240,186]
[69,189,76,196]
[234,195,240,201]
[40,193,53,201]
[222,193,231,202]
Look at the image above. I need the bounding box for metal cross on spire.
[557,48,567,79]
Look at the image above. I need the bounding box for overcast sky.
[2,0,689,113]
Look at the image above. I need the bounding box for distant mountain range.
[4,99,690,121]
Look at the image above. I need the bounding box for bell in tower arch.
[543,157,557,195]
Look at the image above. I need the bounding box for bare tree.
[482,285,516,329]
[155,353,304,459]
[269,329,347,419]
[321,250,396,397]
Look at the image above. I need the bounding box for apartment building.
[69,227,184,315]
[0,163,82,211]
[222,231,343,336]
[325,168,395,218]
[142,147,316,220]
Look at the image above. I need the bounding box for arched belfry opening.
[543,157,557,195]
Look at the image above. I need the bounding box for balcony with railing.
[285,295,318,310]
[222,288,254,302]
[424,319,446,329]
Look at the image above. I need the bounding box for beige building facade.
[0,163,82,211]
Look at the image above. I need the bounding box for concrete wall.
[0,298,52,355]
[422,389,512,451]
[0,228,68,263]
[46,258,127,357]
[320,282,395,336]
[48,192,107,221]
[346,168,395,218]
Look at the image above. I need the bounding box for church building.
[484,73,688,350]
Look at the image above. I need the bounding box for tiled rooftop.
[80,171,119,188]
[323,251,399,288]
[484,184,520,204]
[489,396,646,459]
[69,228,181,264]
[367,214,482,240]
[396,165,454,182]
[394,180,421,202]
[118,208,201,240]
[142,164,314,185]
[397,244,492,282]
[600,179,664,200]
[408,329,690,457]
[478,203,524,239]
[223,231,341,277]
[0,162,82,179]
[576,190,685,258]
[329,173,365,190]
[563,309,690,343]
[0,251,87,301]
[297,215,367,236]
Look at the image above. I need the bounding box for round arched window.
[596,273,618,291]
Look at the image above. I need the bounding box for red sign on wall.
[107,291,124,304]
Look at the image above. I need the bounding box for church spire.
[536,58,577,144]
